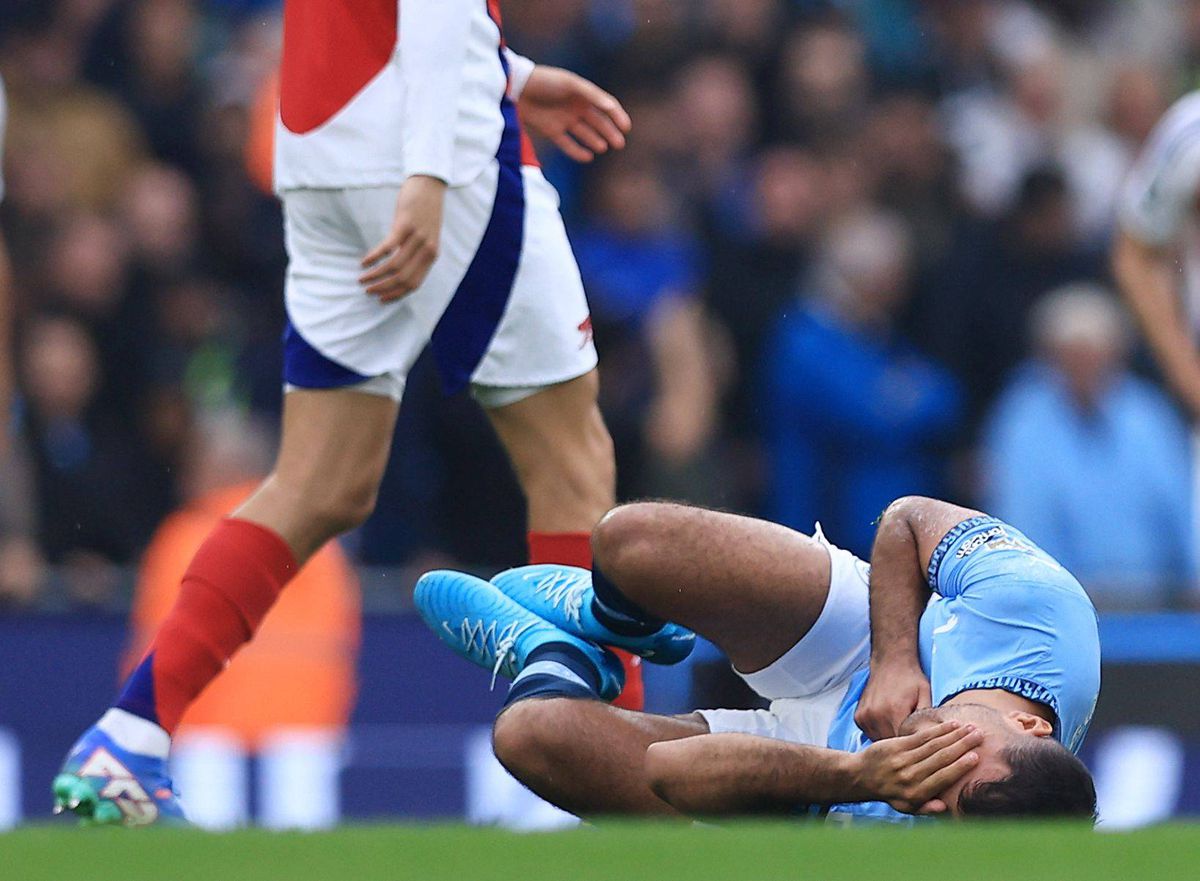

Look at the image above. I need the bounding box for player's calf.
[415,568,704,815]
[246,461,382,560]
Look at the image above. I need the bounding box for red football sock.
[115,518,297,733]
[528,530,644,711]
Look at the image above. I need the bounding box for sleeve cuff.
[1116,198,1175,246]
[402,147,453,183]
[503,48,536,100]
[925,515,1004,595]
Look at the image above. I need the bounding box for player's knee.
[492,698,574,777]
[643,741,685,804]
[310,480,379,537]
[592,502,669,584]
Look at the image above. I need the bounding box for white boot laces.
[525,568,588,626]
[447,617,537,690]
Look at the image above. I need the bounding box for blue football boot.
[52,726,186,826]
[415,569,624,701]
[490,564,696,665]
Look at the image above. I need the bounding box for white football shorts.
[697,528,872,748]
[280,113,596,407]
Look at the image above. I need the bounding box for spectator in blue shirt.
[983,284,1196,608]
[573,155,702,332]
[763,208,963,555]
[573,155,728,505]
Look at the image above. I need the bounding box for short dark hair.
[958,738,1097,822]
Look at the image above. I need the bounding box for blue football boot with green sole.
[52,726,186,826]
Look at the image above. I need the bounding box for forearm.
[866,499,934,664]
[399,0,474,182]
[647,298,721,462]
[1113,232,1200,409]
[867,497,983,661]
[644,734,862,815]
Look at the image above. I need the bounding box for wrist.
[839,752,872,803]
[869,647,920,668]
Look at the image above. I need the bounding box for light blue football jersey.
[821,516,1101,824]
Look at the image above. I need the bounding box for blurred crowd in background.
[2,0,1200,613]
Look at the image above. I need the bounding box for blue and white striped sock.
[504,642,604,707]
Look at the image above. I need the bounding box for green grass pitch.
[3,821,1197,881]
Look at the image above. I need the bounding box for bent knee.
[492,698,580,774]
[643,741,688,806]
[592,502,679,581]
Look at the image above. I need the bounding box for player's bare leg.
[485,369,615,532]
[490,502,835,815]
[493,699,708,816]
[592,502,831,673]
[236,388,400,561]
[483,369,655,708]
[416,562,708,815]
[54,387,398,824]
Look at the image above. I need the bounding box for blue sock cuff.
[591,564,663,636]
[504,642,602,707]
[504,674,598,706]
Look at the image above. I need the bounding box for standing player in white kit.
[1115,90,1200,426]
[1113,90,1200,599]
[52,0,642,825]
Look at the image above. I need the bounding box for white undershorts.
[697,528,872,748]
[280,160,597,407]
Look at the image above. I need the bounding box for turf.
[3,821,1197,881]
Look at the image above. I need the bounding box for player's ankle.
[504,642,606,707]
[95,708,171,759]
[589,565,664,637]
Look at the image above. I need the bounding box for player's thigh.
[496,697,709,751]
[690,689,847,760]
[594,503,832,674]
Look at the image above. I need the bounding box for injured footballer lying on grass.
[417,496,1100,823]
